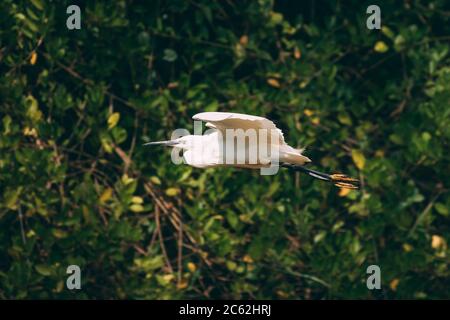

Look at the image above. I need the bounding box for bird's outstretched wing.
[192,112,286,144]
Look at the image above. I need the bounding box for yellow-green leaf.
[35,264,52,276]
[52,229,68,239]
[298,80,309,88]
[269,12,283,25]
[435,203,449,216]
[165,188,179,197]
[3,115,12,135]
[99,187,113,204]
[403,243,413,252]
[101,137,113,153]
[107,112,120,129]
[122,174,134,185]
[130,204,144,213]
[4,187,23,209]
[374,41,389,53]
[131,196,143,204]
[31,0,44,11]
[351,149,366,170]
[150,176,161,185]
[25,95,42,123]
[226,261,237,271]
[27,230,36,238]
[303,109,314,117]
[381,26,394,39]
[338,112,352,126]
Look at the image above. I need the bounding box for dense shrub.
[0,0,449,299]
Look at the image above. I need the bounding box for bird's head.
[143,136,193,149]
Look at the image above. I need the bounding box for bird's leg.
[281,163,359,189]
[328,173,360,189]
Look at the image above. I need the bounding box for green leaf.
[163,49,177,62]
[111,127,127,144]
[394,35,406,51]
[269,12,283,25]
[434,203,449,216]
[4,187,23,209]
[30,0,44,11]
[134,256,164,271]
[314,231,326,243]
[2,115,12,134]
[226,211,238,229]
[338,112,353,126]
[25,95,42,123]
[52,229,68,239]
[35,264,52,276]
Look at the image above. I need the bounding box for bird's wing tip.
[193,112,267,122]
[193,112,231,122]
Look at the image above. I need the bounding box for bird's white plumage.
[193,112,286,144]
[193,112,264,122]
[188,112,310,167]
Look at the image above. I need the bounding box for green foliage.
[0,0,449,299]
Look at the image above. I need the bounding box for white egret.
[144,112,359,189]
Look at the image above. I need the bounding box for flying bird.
[144,112,359,189]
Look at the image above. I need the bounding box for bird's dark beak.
[143,140,178,147]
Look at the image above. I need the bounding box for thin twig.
[177,198,183,285]
[40,51,138,110]
[408,192,443,237]
[155,206,174,273]
[282,266,330,288]
[18,205,26,245]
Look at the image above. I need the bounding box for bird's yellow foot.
[330,173,360,189]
